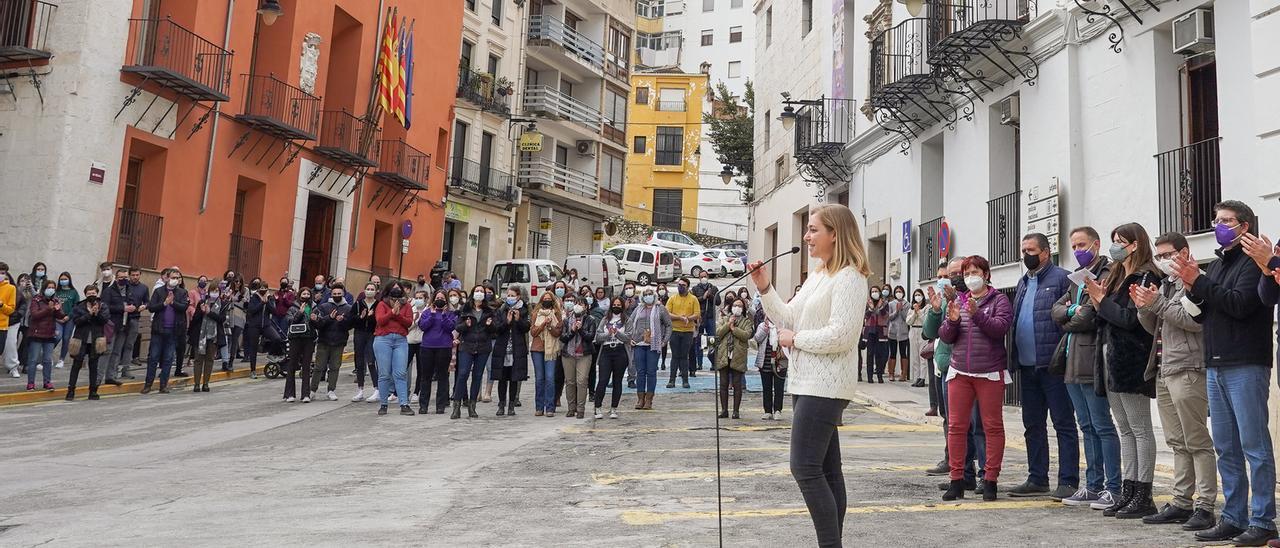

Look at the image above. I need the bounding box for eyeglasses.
[1154,251,1178,261]
[1212,219,1239,228]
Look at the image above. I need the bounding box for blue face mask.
[58,279,69,288]
[935,278,952,291]
[505,297,518,306]
[43,288,55,297]
[554,288,566,298]
[642,294,656,305]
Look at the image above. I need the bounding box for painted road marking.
[568,423,939,435]
[593,464,935,485]
[608,442,940,454]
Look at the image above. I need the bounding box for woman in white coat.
[749,203,869,548]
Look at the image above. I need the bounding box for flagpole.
[353,3,391,252]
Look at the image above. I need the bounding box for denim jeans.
[1208,365,1277,530]
[790,395,849,547]
[26,340,55,385]
[532,351,557,412]
[56,322,73,361]
[145,331,177,387]
[373,334,409,406]
[1019,365,1080,488]
[1065,382,1122,494]
[632,346,660,393]
[454,350,490,402]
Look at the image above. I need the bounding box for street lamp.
[895,0,924,17]
[778,105,797,131]
[719,165,734,185]
[258,0,284,26]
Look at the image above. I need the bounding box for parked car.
[684,249,725,278]
[647,230,702,251]
[708,249,745,277]
[605,244,677,286]
[563,254,623,297]
[713,241,748,262]
[490,259,563,299]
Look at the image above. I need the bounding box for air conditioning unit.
[576,140,596,157]
[999,95,1019,126]
[1173,9,1214,55]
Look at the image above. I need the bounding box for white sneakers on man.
[594,408,604,419]
[55,360,64,369]
[285,396,296,403]
[365,389,380,403]
[8,368,17,378]
[327,391,338,401]
[762,413,774,421]
[351,388,365,402]
[301,396,311,403]
[609,409,619,419]
[410,394,419,404]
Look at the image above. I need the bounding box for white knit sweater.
[758,266,868,401]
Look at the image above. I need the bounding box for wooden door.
[301,194,337,283]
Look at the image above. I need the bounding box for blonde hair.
[810,203,871,276]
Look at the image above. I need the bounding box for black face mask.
[417,278,426,284]
[610,306,623,314]
[434,299,446,308]
[332,296,344,303]
[950,274,968,293]
[389,289,404,299]
[541,300,554,309]
[1023,253,1042,270]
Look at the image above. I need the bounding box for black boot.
[1103,480,1135,517]
[496,401,507,416]
[942,479,966,501]
[467,400,478,418]
[450,400,462,420]
[982,481,997,501]
[1116,482,1157,519]
[1143,503,1193,525]
[65,388,75,401]
[507,402,516,416]
[1181,508,1216,531]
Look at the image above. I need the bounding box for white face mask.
[208,292,220,300]
[895,292,904,300]
[731,306,743,316]
[913,295,924,304]
[572,304,585,315]
[102,270,113,280]
[167,278,180,288]
[449,296,460,306]
[624,288,635,297]
[1155,257,1176,277]
[964,276,986,292]
[473,292,485,302]
[365,290,376,298]
[870,291,881,300]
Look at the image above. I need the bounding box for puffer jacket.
[559,311,597,358]
[1011,264,1072,368]
[1051,258,1112,385]
[27,295,65,340]
[938,289,1014,375]
[455,306,498,355]
[311,300,354,347]
[284,300,318,340]
[69,298,110,348]
[713,312,752,373]
[1095,269,1159,397]
[1138,276,1204,379]
[886,299,909,341]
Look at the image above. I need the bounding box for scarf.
[648,305,660,347]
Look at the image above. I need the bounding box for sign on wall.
[89,162,106,185]
[1025,177,1062,255]
[902,219,912,254]
[519,131,543,152]
[445,202,472,222]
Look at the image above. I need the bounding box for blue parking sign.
[902,219,912,254]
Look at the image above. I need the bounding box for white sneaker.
[365,389,380,403]
[327,391,338,401]
[774,411,784,420]
[301,396,311,403]
[55,360,64,369]
[593,408,604,419]
[762,413,774,421]
[388,394,398,403]
[609,409,619,419]
[1089,490,1116,510]
[411,394,419,404]
[285,396,296,403]
[8,368,17,378]
[351,388,365,402]
[36,364,42,371]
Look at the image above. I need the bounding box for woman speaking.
[749,203,869,547]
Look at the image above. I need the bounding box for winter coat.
[1051,258,1113,385]
[417,307,458,349]
[752,320,788,374]
[69,299,110,348]
[863,300,889,340]
[245,292,270,332]
[26,295,64,340]
[1138,276,1204,379]
[713,312,752,373]
[190,296,227,344]
[1011,264,1072,368]
[0,280,13,331]
[624,303,672,351]
[1095,270,1159,398]
[1257,256,1280,369]
[148,286,190,336]
[938,289,1014,376]
[455,306,498,355]
[491,303,530,381]
[1186,245,1273,368]
[694,281,719,321]
[284,300,318,340]
[886,299,910,341]
[102,280,130,326]
[530,308,563,356]
[312,300,354,347]
[227,288,248,329]
[352,298,379,333]
[559,311,597,358]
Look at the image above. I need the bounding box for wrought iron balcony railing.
[918,216,944,281]
[657,100,686,112]
[1156,137,1221,236]
[373,139,430,190]
[987,190,1021,266]
[868,18,934,103]
[448,155,517,205]
[114,208,163,270]
[122,18,232,102]
[528,14,604,71]
[792,97,857,194]
[236,73,320,141]
[0,0,56,63]
[456,67,512,117]
[926,0,1039,87]
[523,84,603,131]
[316,109,378,167]
[518,157,599,199]
[227,233,262,279]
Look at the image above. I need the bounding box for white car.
[673,249,703,277]
[605,244,677,286]
[646,230,702,251]
[490,259,563,299]
[709,249,745,277]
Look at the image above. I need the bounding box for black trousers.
[242,327,260,373]
[593,345,628,408]
[791,395,850,547]
[761,370,786,413]
[407,342,419,395]
[353,329,377,388]
[283,338,316,399]
[418,347,451,410]
[68,347,100,394]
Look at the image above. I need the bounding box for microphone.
[716,246,801,298]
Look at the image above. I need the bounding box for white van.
[563,254,623,297]
[606,244,676,286]
[490,259,563,300]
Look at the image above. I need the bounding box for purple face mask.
[1215,222,1241,247]
[1074,248,1095,268]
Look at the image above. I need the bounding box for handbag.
[1048,334,1069,376]
[69,337,82,357]
[919,339,936,361]
[94,336,108,355]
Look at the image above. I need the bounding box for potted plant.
[494,76,514,97]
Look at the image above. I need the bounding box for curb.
[853,388,944,427]
[0,351,355,407]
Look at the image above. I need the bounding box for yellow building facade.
[624,71,707,233]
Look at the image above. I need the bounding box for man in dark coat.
[144,269,190,393]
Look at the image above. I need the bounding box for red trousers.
[947,373,1006,482]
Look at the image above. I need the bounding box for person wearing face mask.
[281,287,320,403]
[558,293,597,419]
[593,297,631,419]
[530,292,564,417]
[24,279,64,391]
[862,285,890,383]
[1078,223,1161,520]
[580,285,604,401]
[906,289,928,387]
[938,255,1013,502]
[417,290,458,414]
[549,281,572,407]
[692,274,719,374]
[8,273,33,376]
[753,313,788,420]
[1006,233,1080,501]
[309,284,353,402]
[1129,232,1218,530]
[222,276,247,372]
[64,284,108,401]
[52,271,78,370]
[1172,201,1277,546]
[0,263,14,379]
[622,282,639,314]
[349,283,380,402]
[446,289,464,311]
[144,270,189,394]
[406,290,429,405]
[713,294,753,419]
[414,274,432,297]
[242,279,272,379]
[488,288,528,416]
[1051,226,1121,511]
[369,283,414,414]
[925,261,989,493]
[189,283,227,393]
[665,278,701,389]
[451,285,497,419]
[177,274,210,379]
[885,285,910,382]
[626,288,671,410]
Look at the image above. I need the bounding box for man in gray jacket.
[1133,232,1217,531]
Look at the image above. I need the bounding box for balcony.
[527,14,604,71]
[372,139,430,190]
[121,18,232,102]
[114,208,163,270]
[518,157,599,199]
[315,110,378,167]
[456,67,512,117]
[792,97,857,194]
[447,155,517,205]
[235,73,320,141]
[523,85,602,131]
[656,100,686,112]
[227,233,262,279]
[868,17,969,150]
[1156,137,1221,236]
[0,0,55,63]
[926,0,1039,88]
[987,191,1021,266]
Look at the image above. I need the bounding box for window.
[658,88,685,111]
[802,0,813,35]
[641,251,655,264]
[727,61,741,78]
[634,136,647,153]
[765,7,773,46]
[636,86,650,104]
[764,110,770,144]
[460,40,474,69]
[605,88,628,127]
[729,26,742,43]
[653,189,683,230]
[701,29,713,46]
[703,0,714,12]
[491,0,502,25]
[465,0,475,11]
[656,126,683,165]
[608,24,631,73]
[487,54,500,76]
[775,156,787,182]
[626,249,642,262]
[731,0,743,7]
[636,0,665,18]
[602,152,624,195]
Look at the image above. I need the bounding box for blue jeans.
[1208,366,1277,530]
[26,340,55,384]
[532,351,557,412]
[454,350,490,402]
[145,331,177,387]
[633,346,660,393]
[1065,382,1122,493]
[56,322,73,361]
[1019,365,1080,488]
[373,334,409,406]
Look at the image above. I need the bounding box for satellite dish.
[604,221,618,236]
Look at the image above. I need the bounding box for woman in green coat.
[714,292,753,419]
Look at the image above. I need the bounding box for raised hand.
[1171,254,1200,288]
[1241,232,1276,274]
[1130,283,1157,308]
[1084,277,1107,305]
[747,260,769,292]
[946,301,961,322]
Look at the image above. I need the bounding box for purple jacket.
[417,308,457,349]
[938,289,1014,375]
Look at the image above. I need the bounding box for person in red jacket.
[26,279,66,390]
[373,282,414,416]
